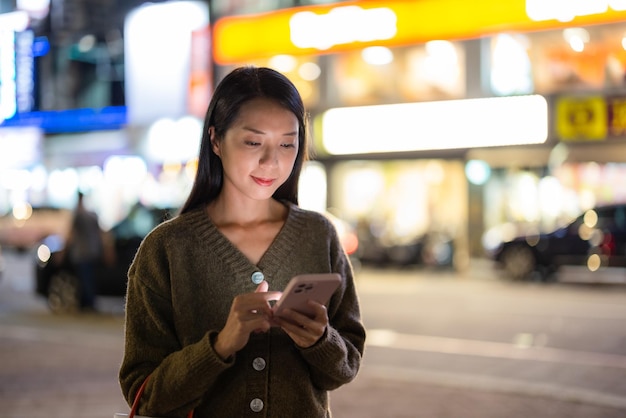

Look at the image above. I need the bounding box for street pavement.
[2,306,624,418]
[1,256,626,417]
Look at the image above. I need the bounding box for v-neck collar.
[189,201,305,281]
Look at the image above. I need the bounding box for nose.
[259,146,278,168]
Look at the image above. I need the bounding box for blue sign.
[0,106,128,133]
[32,36,50,57]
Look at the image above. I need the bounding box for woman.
[119,66,366,417]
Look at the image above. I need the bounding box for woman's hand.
[273,301,329,348]
[214,281,281,360]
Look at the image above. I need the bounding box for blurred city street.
[1,249,626,418]
[2,2,626,417]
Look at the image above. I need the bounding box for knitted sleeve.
[118,222,233,417]
[297,214,367,390]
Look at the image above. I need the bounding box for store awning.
[467,141,626,168]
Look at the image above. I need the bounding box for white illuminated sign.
[321,95,548,155]
[526,0,626,22]
[290,6,397,50]
[145,116,202,163]
[0,11,31,122]
[16,0,51,20]
[15,30,34,113]
[0,30,17,121]
[0,11,29,31]
[125,1,209,125]
[0,126,42,169]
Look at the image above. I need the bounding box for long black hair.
[180,66,309,215]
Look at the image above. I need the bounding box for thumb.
[255,280,269,293]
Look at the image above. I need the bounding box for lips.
[252,176,275,187]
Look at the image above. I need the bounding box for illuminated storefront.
[2,1,625,264]
[0,1,209,228]
[210,0,626,265]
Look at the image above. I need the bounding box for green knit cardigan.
[119,202,366,417]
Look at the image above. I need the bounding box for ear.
[209,126,220,157]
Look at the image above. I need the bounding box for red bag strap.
[129,375,194,418]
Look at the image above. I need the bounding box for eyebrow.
[242,126,298,137]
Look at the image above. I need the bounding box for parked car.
[487,204,626,281]
[0,204,71,252]
[35,204,176,313]
[357,228,455,269]
[34,205,360,313]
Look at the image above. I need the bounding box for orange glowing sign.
[213,0,626,64]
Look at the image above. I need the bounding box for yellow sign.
[556,97,607,141]
[609,97,626,137]
[213,0,626,64]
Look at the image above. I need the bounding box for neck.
[208,194,284,227]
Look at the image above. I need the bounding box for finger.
[261,291,283,302]
[285,303,328,332]
[306,300,328,320]
[285,300,327,324]
[252,280,270,314]
[246,291,283,316]
[276,318,322,348]
[277,308,317,330]
[250,317,273,334]
[255,280,269,293]
[252,291,283,309]
[252,281,281,310]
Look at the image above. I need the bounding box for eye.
[281,143,296,149]
[244,140,261,146]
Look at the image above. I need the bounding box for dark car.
[488,204,626,281]
[357,229,455,269]
[35,204,176,313]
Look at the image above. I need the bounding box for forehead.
[234,98,299,127]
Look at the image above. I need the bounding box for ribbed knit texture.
[119,203,366,418]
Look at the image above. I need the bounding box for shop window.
[490,34,534,96]
[528,22,626,93]
[331,42,464,107]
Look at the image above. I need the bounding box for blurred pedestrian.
[65,191,104,311]
[119,66,366,417]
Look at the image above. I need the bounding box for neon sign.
[15,30,34,114]
[289,6,397,51]
[0,29,17,121]
[214,1,626,64]
[527,0,626,22]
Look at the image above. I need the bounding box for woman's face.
[212,98,299,202]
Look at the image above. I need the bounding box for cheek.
[280,152,298,171]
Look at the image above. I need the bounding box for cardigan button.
[252,357,266,371]
[251,271,265,284]
[250,398,264,412]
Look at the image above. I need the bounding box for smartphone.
[273,273,341,319]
